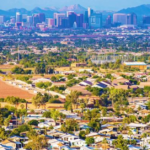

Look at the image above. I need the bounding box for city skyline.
[0,0,150,11]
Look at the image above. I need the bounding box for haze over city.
[0,0,150,10]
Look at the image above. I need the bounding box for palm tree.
[128,129,133,144]
[59,112,66,125]
[66,91,80,112]
[102,138,108,150]
[51,109,60,125]
[80,103,86,113]
[141,133,148,148]
[25,132,47,150]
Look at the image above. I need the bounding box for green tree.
[4,115,12,127]
[10,124,31,136]
[61,119,79,133]
[28,120,39,126]
[65,91,80,112]
[128,129,133,144]
[32,93,48,108]
[42,111,51,118]
[85,137,95,145]
[113,135,128,150]
[79,130,86,139]
[0,128,7,140]
[11,66,25,74]
[88,119,101,132]
[0,114,3,126]
[51,109,60,124]
[25,130,47,150]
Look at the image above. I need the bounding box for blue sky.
[0,0,150,10]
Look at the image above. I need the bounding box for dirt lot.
[0,80,34,100]
[0,64,22,72]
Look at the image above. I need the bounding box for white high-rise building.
[88,7,93,18]
[113,13,128,25]
[0,16,5,24]
[113,13,137,25]
[16,12,22,22]
[27,16,33,26]
[53,13,66,27]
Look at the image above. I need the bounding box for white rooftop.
[128,123,148,128]
[124,62,147,66]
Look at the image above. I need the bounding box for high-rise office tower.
[88,7,94,18]
[60,17,69,28]
[68,12,77,28]
[67,11,74,17]
[48,18,54,28]
[33,14,40,26]
[53,13,66,27]
[76,14,84,28]
[105,15,112,27]
[130,13,137,25]
[22,14,27,22]
[143,16,150,24]
[27,16,33,26]
[84,11,89,23]
[127,13,137,25]
[89,13,102,28]
[0,16,5,24]
[16,12,22,22]
[38,13,45,23]
[113,13,128,25]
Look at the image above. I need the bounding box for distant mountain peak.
[59,4,86,13]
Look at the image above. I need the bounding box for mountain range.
[0,4,150,18]
[0,4,86,18]
[118,4,150,16]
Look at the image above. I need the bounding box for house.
[0,144,13,150]
[124,62,147,70]
[31,77,51,83]
[79,69,94,73]
[65,86,91,96]
[139,82,150,88]
[71,63,87,67]
[114,85,129,90]
[60,110,81,120]
[86,132,99,138]
[52,82,66,87]
[79,80,93,86]
[112,78,130,86]
[1,140,22,150]
[38,120,56,128]
[47,130,64,138]
[92,81,112,89]
[138,110,150,116]
[101,117,123,122]
[47,139,65,150]
[59,134,79,143]
[134,103,147,110]
[140,137,150,147]
[128,97,149,105]
[128,123,150,131]
[69,139,86,147]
